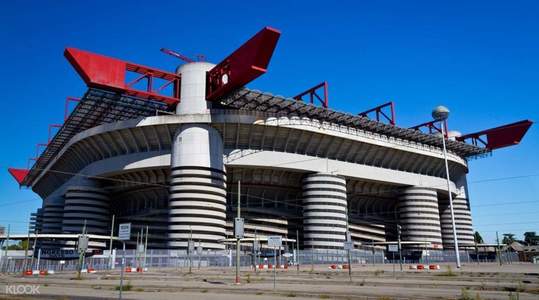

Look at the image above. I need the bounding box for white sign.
[343,241,354,250]
[188,240,195,253]
[77,235,89,252]
[234,217,244,239]
[118,223,131,241]
[137,244,145,253]
[387,244,398,252]
[267,236,282,248]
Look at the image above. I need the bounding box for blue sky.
[0,1,537,243]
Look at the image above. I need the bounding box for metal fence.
[0,248,520,274]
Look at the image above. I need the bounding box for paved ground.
[1,263,538,299]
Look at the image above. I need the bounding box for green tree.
[502,233,516,245]
[1,240,29,251]
[524,232,538,245]
[473,231,484,244]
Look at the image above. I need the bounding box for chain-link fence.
[0,248,521,274]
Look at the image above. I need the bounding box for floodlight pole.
[296,229,300,273]
[440,121,461,269]
[235,180,241,284]
[109,214,115,269]
[119,241,126,300]
[144,225,148,270]
[23,219,30,271]
[397,224,403,272]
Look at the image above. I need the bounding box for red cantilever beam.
[65,48,180,106]
[206,27,281,101]
[294,81,329,108]
[410,120,448,137]
[8,168,29,185]
[457,120,533,150]
[358,101,395,125]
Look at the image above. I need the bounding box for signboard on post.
[118,223,131,299]
[267,236,282,248]
[118,223,131,241]
[234,217,244,239]
[343,241,354,250]
[137,244,145,254]
[77,235,89,253]
[388,244,398,252]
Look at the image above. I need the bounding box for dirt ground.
[1,263,538,300]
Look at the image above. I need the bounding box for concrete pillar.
[439,176,474,248]
[398,186,443,249]
[62,185,110,234]
[168,124,226,250]
[302,173,347,249]
[39,196,64,249]
[41,196,64,234]
[168,62,226,250]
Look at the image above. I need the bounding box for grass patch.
[256,292,264,295]
[507,292,520,300]
[115,281,133,291]
[319,295,331,299]
[459,288,482,300]
[286,292,297,297]
[459,288,473,300]
[436,265,457,277]
[201,289,208,293]
[374,270,384,276]
[377,297,393,300]
[135,288,144,292]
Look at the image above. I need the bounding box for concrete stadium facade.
[24,60,481,252]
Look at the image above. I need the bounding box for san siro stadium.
[9,27,532,253]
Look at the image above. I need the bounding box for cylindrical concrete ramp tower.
[398,186,443,248]
[41,196,64,234]
[439,187,474,248]
[168,125,227,249]
[168,61,226,250]
[62,185,110,234]
[302,173,348,249]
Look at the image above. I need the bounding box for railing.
[0,248,520,273]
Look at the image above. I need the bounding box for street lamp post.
[432,106,461,269]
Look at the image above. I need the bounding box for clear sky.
[0,1,537,243]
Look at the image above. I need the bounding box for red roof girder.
[457,120,533,150]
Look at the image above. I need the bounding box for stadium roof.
[221,88,489,158]
[21,87,488,187]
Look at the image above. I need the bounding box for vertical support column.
[63,184,110,235]
[41,196,64,234]
[302,173,347,249]
[168,126,226,250]
[168,61,226,250]
[439,176,474,248]
[30,208,43,234]
[398,186,443,249]
[40,195,64,248]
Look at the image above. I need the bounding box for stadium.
[8,27,533,252]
